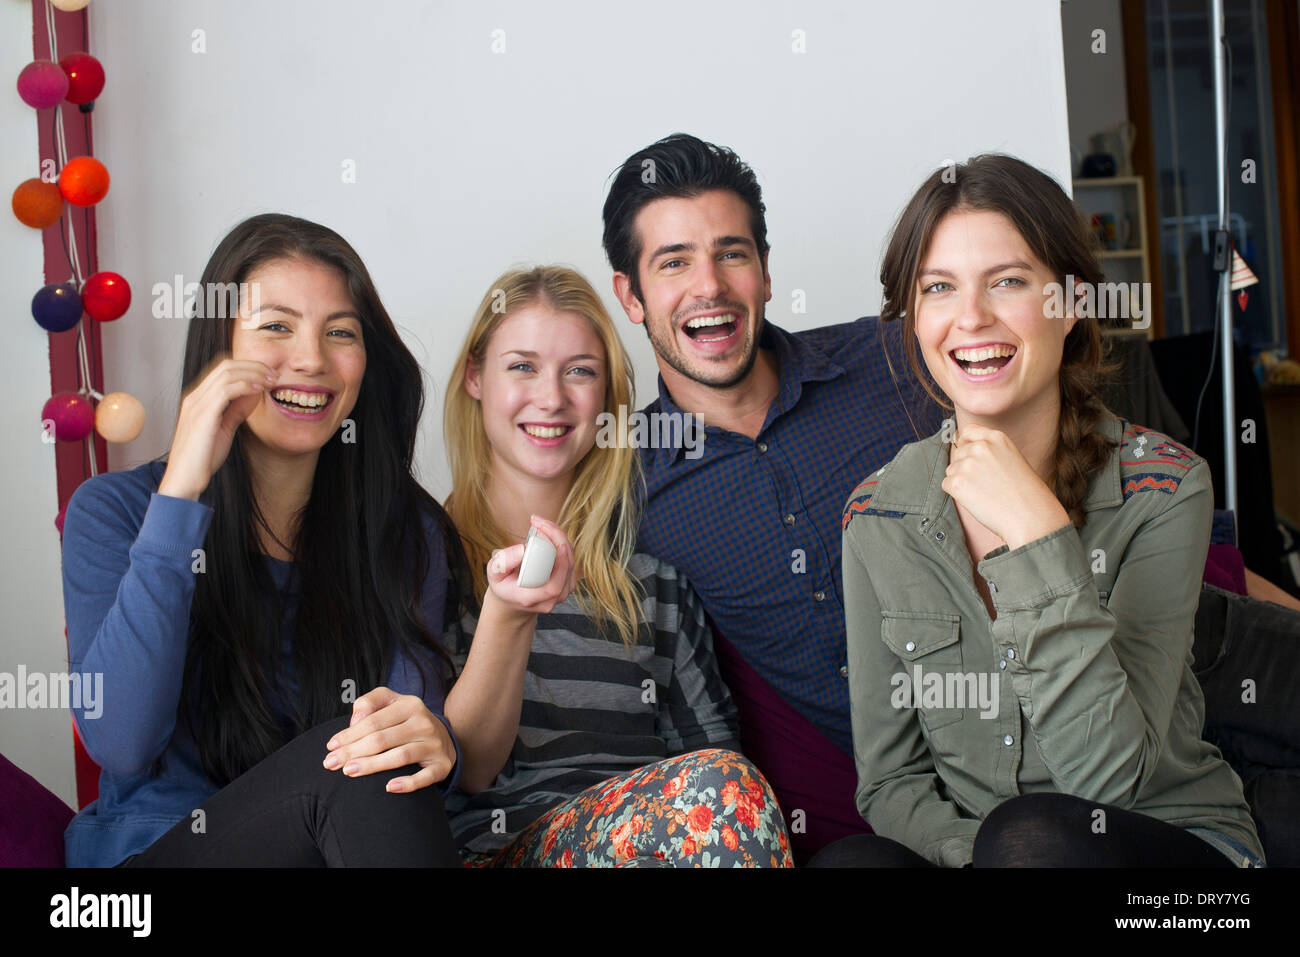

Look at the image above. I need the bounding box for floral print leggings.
[462,749,794,868]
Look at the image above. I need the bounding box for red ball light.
[82,272,131,321]
[42,392,95,442]
[12,178,64,228]
[60,53,105,105]
[59,156,109,206]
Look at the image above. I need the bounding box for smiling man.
[602,134,943,862]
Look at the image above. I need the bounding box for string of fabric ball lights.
[13,0,145,532]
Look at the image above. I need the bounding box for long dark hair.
[879,154,1118,527]
[175,213,472,785]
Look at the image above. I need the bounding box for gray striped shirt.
[442,552,739,853]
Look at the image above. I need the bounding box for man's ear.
[612,272,646,326]
[762,249,772,303]
[464,358,483,400]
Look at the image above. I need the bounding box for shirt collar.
[653,319,847,442]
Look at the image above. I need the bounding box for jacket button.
[1003,735,1014,746]
[1005,648,1015,660]
[988,581,998,593]
[814,590,826,602]
[784,513,795,525]
[757,441,768,453]
[905,641,916,652]
[920,518,930,529]
[838,664,848,678]
[999,659,1007,670]
[934,530,946,542]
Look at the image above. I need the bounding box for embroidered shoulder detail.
[842,476,905,531]
[1119,423,1199,500]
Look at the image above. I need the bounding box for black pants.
[124,716,460,867]
[807,793,1237,868]
[1193,585,1300,866]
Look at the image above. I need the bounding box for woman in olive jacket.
[835,155,1263,868]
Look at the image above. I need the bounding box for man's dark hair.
[602,133,769,302]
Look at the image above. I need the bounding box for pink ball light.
[42,392,95,442]
[17,60,69,109]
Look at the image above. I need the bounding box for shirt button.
[1005,648,1016,660]
[838,664,848,678]
[814,590,826,602]
[1003,734,1014,746]
[905,641,916,652]
[999,659,1007,670]
[757,441,768,453]
[784,513,796,525]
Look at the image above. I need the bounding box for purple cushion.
[0,750,74,867]
[1204,544,1249,596]
[711,625,869,866]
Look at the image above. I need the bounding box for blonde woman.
[440,265,792,867]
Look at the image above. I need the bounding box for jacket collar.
[869,409,1126,516]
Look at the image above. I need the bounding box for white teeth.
[685,314,736,329]
[523,425,568,438]
[272,389,329,408]
[952,344,1017,362]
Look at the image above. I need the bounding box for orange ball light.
[12,178,63,228]
[59,156,109,206]
[95,392,145,443]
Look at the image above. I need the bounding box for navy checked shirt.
[636,317,943,755]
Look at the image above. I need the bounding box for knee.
[974,792,1093,865]
[675,750,773,803]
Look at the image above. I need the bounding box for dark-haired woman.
[831,155,1263,868]
[60,214,565,867]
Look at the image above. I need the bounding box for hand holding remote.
[484,516,574,615]
[517,526,558,588]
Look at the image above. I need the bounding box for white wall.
[6,0,1072,803]
[1,0,78,806]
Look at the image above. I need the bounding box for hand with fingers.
[943,423,1071,551]
[322,686,457,793]
[158,357,279,501]
[484,515,577,616]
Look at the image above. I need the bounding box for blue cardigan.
[60,461,459,867]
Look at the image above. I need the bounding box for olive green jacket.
[841,411,1262,867]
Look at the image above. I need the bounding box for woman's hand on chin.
[484,516,576,616]
[158,357,278,501]
[322,686,455,792]
[942,424,1071,551]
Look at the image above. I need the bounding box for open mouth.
[950,344,1017,378]
[271,388,334,414]
[520,424,573,440]
[682,313,739,343]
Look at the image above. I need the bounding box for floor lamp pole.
[1212,0,1238,517]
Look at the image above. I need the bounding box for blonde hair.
[444,266,645,648]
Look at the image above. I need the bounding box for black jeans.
[1193,584,1300,866]
[123,716,460,867]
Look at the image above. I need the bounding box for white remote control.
[517,526,557,588]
